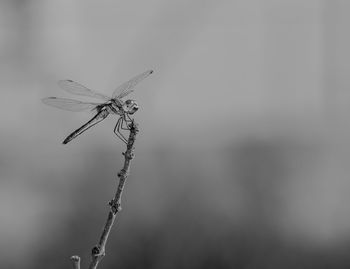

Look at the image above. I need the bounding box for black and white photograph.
[1,1,350,268]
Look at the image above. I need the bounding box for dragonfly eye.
[126,100,138,114]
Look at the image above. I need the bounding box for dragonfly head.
[124,99,139,115]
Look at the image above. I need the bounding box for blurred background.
[1,0,350,268]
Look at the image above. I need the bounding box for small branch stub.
[109,199,122,213]
[70,255,81,269]
[91,246,103,257]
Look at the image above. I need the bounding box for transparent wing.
[112,70,153,99]
[42,97,100,112]
[58,80,110,101]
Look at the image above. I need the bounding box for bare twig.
[70,256,81,269]
[71,120,139,269]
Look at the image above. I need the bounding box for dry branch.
[70,120,139,269]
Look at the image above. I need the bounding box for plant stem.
[70,120,139,269]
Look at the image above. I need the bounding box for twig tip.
[70,255,81,269]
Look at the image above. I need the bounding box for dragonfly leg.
[120,116,131,130]
[123,114,134,129]
[114,117,128,144]
[118,118,129,143]
[126,113,132,122]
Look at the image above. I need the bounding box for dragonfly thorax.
[123,99,139,115]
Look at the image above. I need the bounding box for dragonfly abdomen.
[62,109,109,144]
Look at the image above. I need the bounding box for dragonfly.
[42,70,153,144]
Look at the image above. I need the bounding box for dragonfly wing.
[42,97,100,112]
[58,80,110,101]
[112,70,153,99]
